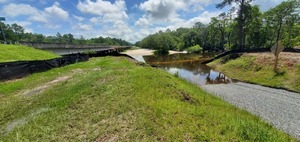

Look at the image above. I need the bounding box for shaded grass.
[0,44,59,62]
[208,53,300,92]
[0,57,296,141]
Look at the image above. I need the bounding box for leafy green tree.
[244,5,263,48]
[11,23,25,41]
[56,32,63,43]
[217,0,254,49]
[264,0,299,48]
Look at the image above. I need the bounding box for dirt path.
[201,82,300,140]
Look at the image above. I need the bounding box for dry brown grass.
[246,52,300,69]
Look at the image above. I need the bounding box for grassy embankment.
[208,52,300,92]
[0,44,59,62]
[0,51,296,141]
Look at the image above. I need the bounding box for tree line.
[137,0,299,53]
[0,23,132,46]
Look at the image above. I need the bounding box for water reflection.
[142,53,236,85]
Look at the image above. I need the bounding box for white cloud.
[89,17,99,23]
[135,17,151,27]
[72,23,93,31]
[0,0,7,3]
[77,0,128,22]
[29,12,47,23]
[139,0,181,20]
[3,3,38,17]
[3,2,69,29]
[252,0,285,11]
[130,10,220,43]
[137,0,217,26]
[44,2,69,21]
[73,15,85,22]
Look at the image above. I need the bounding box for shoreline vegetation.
[208,52,300,93]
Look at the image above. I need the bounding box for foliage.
[0,44,60,62]
[186,44,203,53]
[264,0,300,48]
[137,0,299,51]
[0,56,295,141]
[154,48,169,55]
[0,23,132,46]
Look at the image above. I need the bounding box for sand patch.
[123,49,186,56]
[20,76,69,97]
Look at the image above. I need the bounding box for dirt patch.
[94,112,136,142]
[246,52,300,69]
[20,76,69,97]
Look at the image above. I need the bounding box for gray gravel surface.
[201,82,300,140]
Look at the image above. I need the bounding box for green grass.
[0,44,60,62]
[208,53,300,92]
[0,57,295,141]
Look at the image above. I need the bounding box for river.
[126,51,236,86]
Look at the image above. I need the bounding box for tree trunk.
[238,0,245,49]
[274,20,282,72]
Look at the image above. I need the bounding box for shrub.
[186,45,202,53]
[154,48,169,55]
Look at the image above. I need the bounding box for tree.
[79,35,86,44]
[265,0,299,48]
[11,23,25,41]
[217,0,254,49]
[244,5,263,48]
[56,32,63,43]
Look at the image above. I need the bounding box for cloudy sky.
[0,0,285,43]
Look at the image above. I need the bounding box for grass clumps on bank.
[0,44,60,62]
[0,57,296,141]
[208,52,300,92]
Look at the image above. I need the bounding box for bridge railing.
[19,42,131,49]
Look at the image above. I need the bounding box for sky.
[0,0,285,43]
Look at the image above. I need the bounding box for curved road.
[201,82,300,140]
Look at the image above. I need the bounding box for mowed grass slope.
[0,56,295,141]
[208,52,300,92]
[0,44,59,62]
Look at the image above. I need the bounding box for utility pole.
[0,17,7,44]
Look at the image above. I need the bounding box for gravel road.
[201,82,300,140]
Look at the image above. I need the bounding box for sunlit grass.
[0,44,59,62]
[0,57,295,141]
[208,53,300,92]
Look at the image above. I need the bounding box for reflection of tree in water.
[143,53,232,85]
[144,55,212,75]
[206,72,231,84]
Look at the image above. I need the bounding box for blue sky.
[0,0,285,43]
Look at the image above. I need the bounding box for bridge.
[20,42,132,55]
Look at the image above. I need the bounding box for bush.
[154,48,169,55]
[186,45,202,53]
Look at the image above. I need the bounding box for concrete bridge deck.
[21,42,131,55]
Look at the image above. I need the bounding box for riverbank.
[208,52,300,92]
[124,49,187,56]
[0,56,295,141]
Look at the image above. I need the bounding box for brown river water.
[131,53,237,85]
